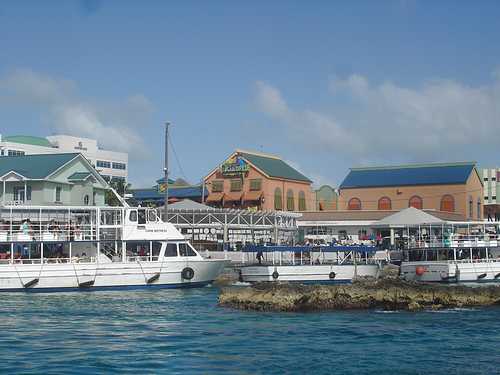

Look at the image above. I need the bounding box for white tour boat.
[239,244,380,284]
[0,205,227,292]
[400,222,500,283]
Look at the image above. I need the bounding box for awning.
[243,191,263,201]
[206,192,224,202]
[243,245,376,253]
[224,192,242,202]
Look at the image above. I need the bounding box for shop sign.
[157,183,167,193]
[220,156,249,176]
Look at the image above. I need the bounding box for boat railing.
[0,222,123,243]
[241,244,378,266]
[0,254,165,265]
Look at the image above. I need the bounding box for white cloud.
[255,73,500,163]
[254,81,290,120]
[0,68,153,159]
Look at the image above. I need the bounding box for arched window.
[408,195,423,209]
[378,197,391,210]
[298,191,306,211]
[440,195,454,212]
[274,187,283,210]
[477,198,481,220]
[286,189,295,211]
[469,196,473,219]
[348,197,361,210]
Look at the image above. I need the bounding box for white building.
[481,168,499,219]
[0,134,128,182]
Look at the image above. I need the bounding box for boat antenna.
[164,122,170,222]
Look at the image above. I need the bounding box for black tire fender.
[181,267,195,280]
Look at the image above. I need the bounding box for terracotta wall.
[205,165,315,211]
[263,177,315,211]
[338,171,483,220]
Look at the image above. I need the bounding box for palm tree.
[105,179,132,206]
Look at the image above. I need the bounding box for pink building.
[204,150,314,211]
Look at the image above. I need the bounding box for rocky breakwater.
[218,278,500,312]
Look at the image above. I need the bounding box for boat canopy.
[243,245,376,253]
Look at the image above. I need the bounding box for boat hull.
[401,261,500,283]
[240,264,379,283]
[0,259,227,292]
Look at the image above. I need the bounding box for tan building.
[337,162,483,221]
[204,150,315,211]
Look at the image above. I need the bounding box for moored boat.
[239,244,380,284]
[0,205,227,292]
[400,222,500,283]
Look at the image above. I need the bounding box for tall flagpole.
[164,122,170,221]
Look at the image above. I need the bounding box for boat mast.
[164,122,170,221]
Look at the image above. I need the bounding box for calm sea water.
[0,287,499,375]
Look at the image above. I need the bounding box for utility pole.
[164,122,170,222]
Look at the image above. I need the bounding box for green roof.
[0,153,79,179]
[239,151,312,183]
[3,135,53,148]
[68,172,92,181]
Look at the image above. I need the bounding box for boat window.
[179,243,196,257]
[152,242,162,257]
[129,210,137,222]
[126,241,149,257]
[138,209,146,224]
[148,210,157,222]
[165,243,178,257]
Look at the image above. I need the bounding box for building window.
[492,177,497,181]
[13,186,31,202]
[96,160,111,168]
[484,177,489,181]
[249,179,262,191]
[477,198,481,220]
[298,191,306,211]
[55,186,62,202]
[286,189,295,211]
[348,197,361,210]
[378,197,391,210]
[408,195,423,209]
[469,196,473,219]
[230,179,242,192]
[7,150,25,156]
[112,162,126,170]
[440,195,455,212]
[93,192,96,205]
[485,196,489,201]
[493,196,497,200]
[84,195,89,205]
[274,187,283,210]
[211,180,223,192]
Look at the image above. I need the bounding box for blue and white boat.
[239,244,380,284]
[0,205,227,292]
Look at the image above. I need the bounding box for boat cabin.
[0,205,200,265]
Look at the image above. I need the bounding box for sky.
[1,0,500,188]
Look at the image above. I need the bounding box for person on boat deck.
[256,250,264,265]
[21,219,31,236]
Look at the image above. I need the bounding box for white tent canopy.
[373,207,444,228]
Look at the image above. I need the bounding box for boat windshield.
[403,247,499,263]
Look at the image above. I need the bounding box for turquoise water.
[0,287,499,375]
